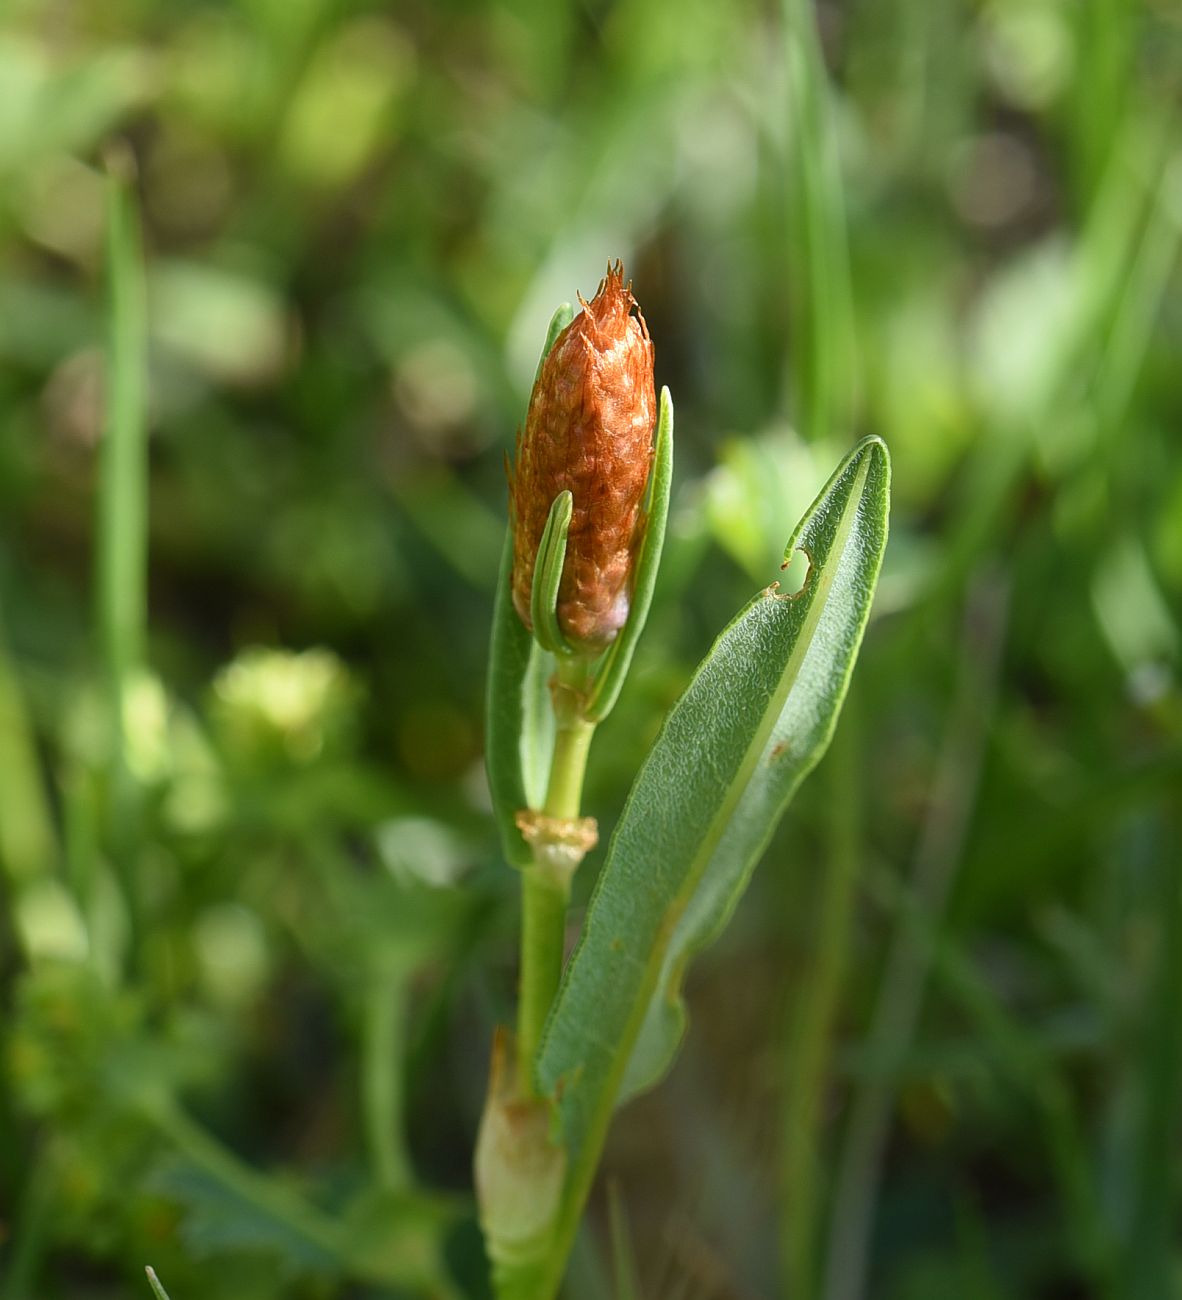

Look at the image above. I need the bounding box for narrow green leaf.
[608,1184,643,1300]
[486,531,534,868]
[145,1267,173,1300]
[586,386,674,723]
[485,303,576,869]
[0,616,57,883]
[530,491,574,656]
[783,0,858,442]
[98,156,148,699]
[535,304,574,384]
[520,642,556,810]
[97,153,148,949]
[538,437,890,1175]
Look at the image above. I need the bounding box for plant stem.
[363,965,412,1190]
[543,714,594,821]
[518,867,571,1092]
[516,662,595,1093]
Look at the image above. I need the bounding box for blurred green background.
[1,0,1180,1297]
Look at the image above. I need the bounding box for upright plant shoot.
[510,261,656,654]
[481,260,890,1300]
[480,263,671,1291]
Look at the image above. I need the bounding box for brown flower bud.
[510,261,656,654]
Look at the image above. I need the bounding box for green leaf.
[535,304,574,383]
[99,155,148,698]
[520,643,557,810]
[537,437,890,1169]
[148,1158,339,1279]
[530,491,575,656]
[144,1267,173,1300]
[586,386,674,723]
[485,303,576,868]
[486,530,535,867]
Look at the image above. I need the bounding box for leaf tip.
[852,433,890,472]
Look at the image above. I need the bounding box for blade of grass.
[0,1151,54,1300]
[97,151,148,954]
[864,862,1116,1289]
[0,617,56,887]
[99,151,148,722]
[1089,137,1182,468]
[822,572,1008,1300]
[782,0,857,441]
[780,690,861,1299]
[362,964,413,1190]
[1124,835,1182,1299]
[608,1182,643,1300]
[144,1267,173,1300]
[1069,0,1132,204]
[931,117,1172,609]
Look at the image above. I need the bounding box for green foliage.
[531,439,888,1286]
[529,492,575,657]
[486,531,537,869]
[543,438,888,1128]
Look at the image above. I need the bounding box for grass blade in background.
[782,0,858,442]
[823,574,1010,1300]
[98,153,148,723]
[780,695,861,1299]
[536,436,890,1288]
[0,620,56,885]
[96,152,148,945]
[1124,841,1182,1300]
[144,1267,173,1300]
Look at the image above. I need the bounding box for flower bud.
[510,262,656,654]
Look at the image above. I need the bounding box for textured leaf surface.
[537,437,890,1163]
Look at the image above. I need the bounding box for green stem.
[363,966,412,1190]
[543,716,594,820]
[518,868,572,1091]
[516,662,596,1094]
